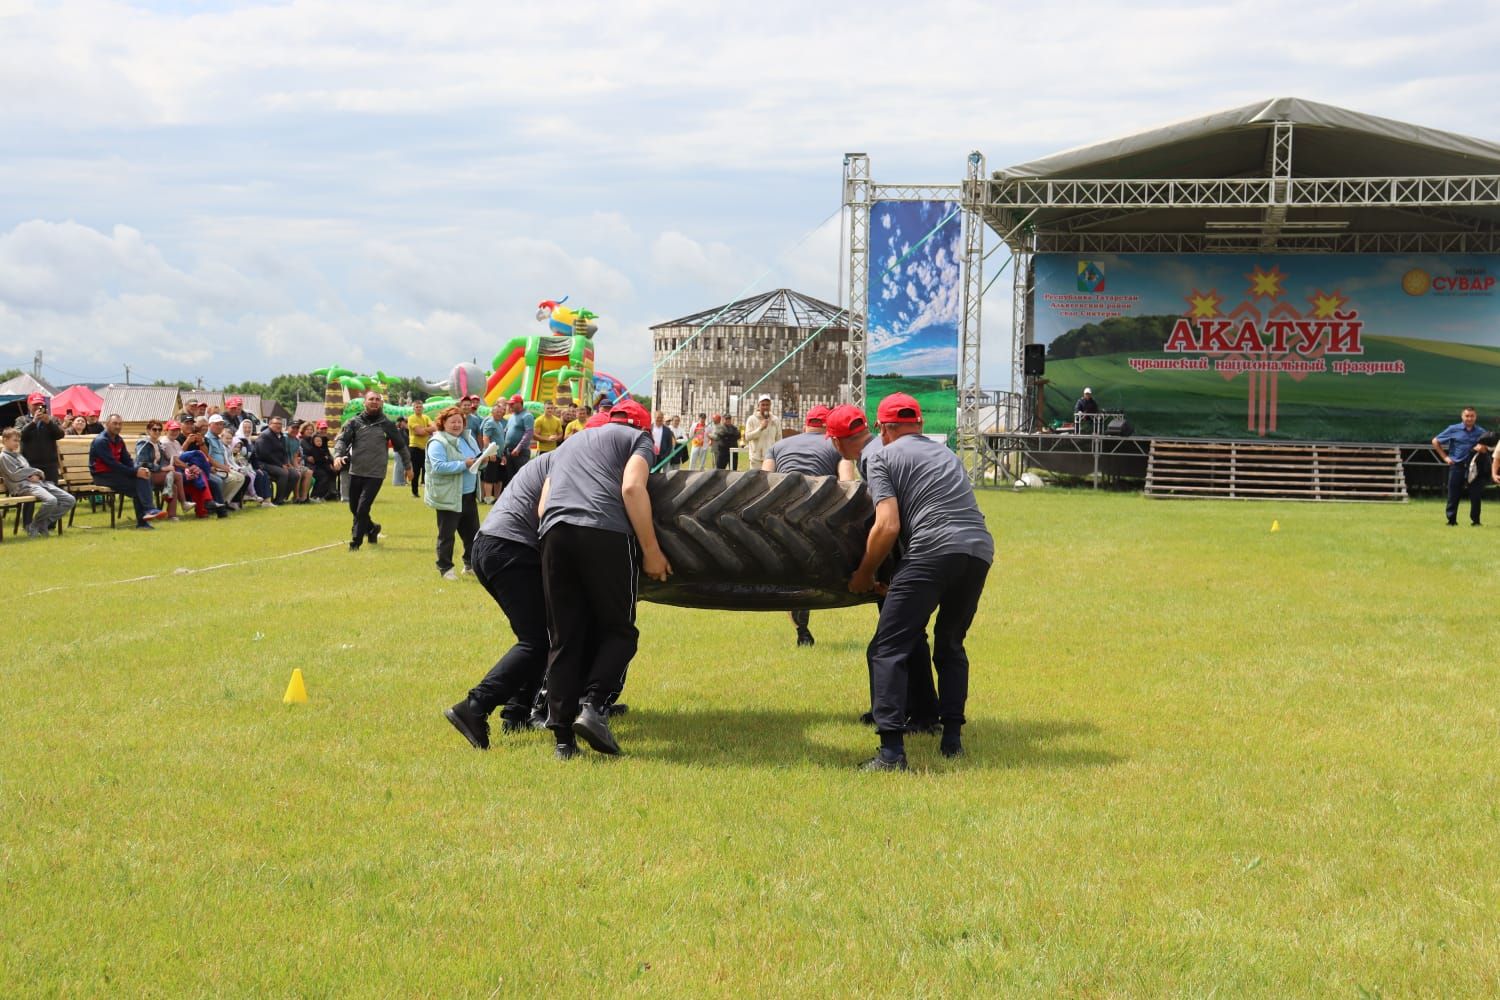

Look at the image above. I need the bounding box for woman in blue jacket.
[425,406,490,580]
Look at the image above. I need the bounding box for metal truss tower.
[957,152,985,481]
[843,154,871,408]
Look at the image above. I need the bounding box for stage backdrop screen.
[866,200,961,441]
[1032,253,1500,442]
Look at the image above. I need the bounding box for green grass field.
[5,487,1500,996]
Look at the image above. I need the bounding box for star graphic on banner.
[1185,289,1222,318]
[1308,289,1346,318]
[1247,264,1288,299]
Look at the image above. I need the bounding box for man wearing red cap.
[498,394,535,488]
[221,396,256,434]
[835,393,993,770]
[535,395,669,759]
[825,403,941,734]
[762,404,844,647]
[20,393,64,484]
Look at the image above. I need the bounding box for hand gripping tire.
[641,469,878,610]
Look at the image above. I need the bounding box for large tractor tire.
[641,469,878,611]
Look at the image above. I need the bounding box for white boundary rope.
[22,540,347,597]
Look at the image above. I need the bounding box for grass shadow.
[617,708,1125,772]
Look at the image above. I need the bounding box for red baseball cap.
[165,420,181,430]
[27,392,45,406]
[584,411,612,429]
[316,419,329,429]
[225,395,243,407]
[805,404,831,427]
[824,404,869,440]
[876,393,922,424]
[509,394,524,406]
[608,398,650,430]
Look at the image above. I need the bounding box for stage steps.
[1145,439,1408,502]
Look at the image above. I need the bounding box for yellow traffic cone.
[283,668,308,704]
[1270,520,1280,533]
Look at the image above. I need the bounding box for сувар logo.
[1076,260,1105,293]
[1402,267,1495,296]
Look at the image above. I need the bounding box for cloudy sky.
[3,0,1498,393]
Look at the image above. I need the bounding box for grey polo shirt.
[765,431,841,477]
[538,422,654,538]
[866,433,994,564]
[478,451,553,548]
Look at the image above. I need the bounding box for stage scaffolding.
[844,98,1500,485]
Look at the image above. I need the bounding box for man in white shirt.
[743,394,780,467]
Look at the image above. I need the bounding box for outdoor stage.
[981,431,1450,496]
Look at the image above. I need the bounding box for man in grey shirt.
[762,404,841,647]
[835,393,993,771]
[444,451,555,749]
[333,391,410,550]
[537,398,670,759]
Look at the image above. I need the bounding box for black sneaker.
[1448,519,1458,526]
[859,711,876,726]
[1473,521,1483,527]
[443,701,490,750]
[796,628,815,647]
[366,523,381,545]
[940,741,965,759]
[134,521,155,530]
[348,539,362,551]
[858,752,908,772]
[572,704,621,755]
[554,742,579,761]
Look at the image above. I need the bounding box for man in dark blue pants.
[838,394,993,771]
[1432,406,1488,526]
[89,413,167,529]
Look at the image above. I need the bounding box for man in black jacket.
[20,394,64,483]
[252,418,298,504]
[333,391,410,550]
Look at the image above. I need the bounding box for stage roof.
[985,97,1500,253]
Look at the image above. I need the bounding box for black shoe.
[1473,521,1483,527]
[554,742,579,760]
[940,741,965,759]
[606,703,628,717]
[348,539,362,551]
[443,701,490,750]
[859,711,875,726]
[215,507,230,519]
[1448,519,1458,526]
[858,752,908,772]
[134,521,155,530]
[366,523,381,545]
[572,704,621,755]
[905,717,941,736]
[796,628,815,647]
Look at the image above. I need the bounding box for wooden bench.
[0,495,38,542]
[56,436,123,529]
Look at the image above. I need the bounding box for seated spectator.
[286,419,314,504]
[157,421,189,513]
[220,427,263,505]
[179,434,229,519]
[204,415,246,508]
[82,413,104,435]
[135,421,180,521]
[253,417,298,504]
[89,413,168,529]
[301,423,337,501]
[2,427,75,537]
[221,396,257,433]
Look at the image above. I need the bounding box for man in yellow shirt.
[534,403,565,454]
[563,405,588,441]
[406,399,434,497]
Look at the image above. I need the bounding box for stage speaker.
[1105,416,1134,436]
[1023,344,1046,377]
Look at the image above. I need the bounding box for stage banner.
[1032,253,1500,442]
[866,200,961,442]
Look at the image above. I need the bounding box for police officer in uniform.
[825,404,941,734]
[835,394,993,770]
[537,398,670,759]
[762,404,842,646]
